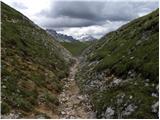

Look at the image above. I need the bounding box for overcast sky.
[2,0,159,39]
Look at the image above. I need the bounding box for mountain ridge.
[1,2,73,118]
[46,29,78,42]
[76,9,159,119]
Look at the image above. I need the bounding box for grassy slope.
[88,9,158,81]
[1,2,73,117]
[61,41,93,56]
[76,9,159,118]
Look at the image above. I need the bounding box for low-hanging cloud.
[3,0,158,39]
[38,1,158,28]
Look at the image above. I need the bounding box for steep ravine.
[58,58,95,119]
[1,2,158,119]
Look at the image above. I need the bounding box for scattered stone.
[58,59,95,119]
[61,111,66,115]
[152,93,158,97]
[1,111,20,119]
[77,95,84,101]
[151,101,159,113]
[113,78,122,85]
[35,115,46,119]
[122,104,137,116]
[2,85,6,89]
[105,107,115,118]
[130,56,134,60]
[70,79,74,81]
[129,95,133,99]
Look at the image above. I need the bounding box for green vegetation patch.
[61,41,93,56]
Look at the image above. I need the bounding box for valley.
[1,1,159,119]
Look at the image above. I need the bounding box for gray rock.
[77,95,84,101]
[152,93,158,98]
[129,95,133,99]
[2,85,6,89]
[61,111,66,115]
[122,104,137,116]
[130,56,134,60]
[1,111,20,119]
[105,107,115,118]
[151,101,159,113]
[113,78,122,85]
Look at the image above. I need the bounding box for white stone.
[105,107,115,118]
[152,93,158,97]
[77,95,84,100]
[129,95,133,99]
[151,101,159,113]
[130,56,134,59]
[2,85,6,89]
[123,104,137,116]
[61,111,66,115]
[113,78,122,85]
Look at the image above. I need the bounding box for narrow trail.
[58,58,95,119]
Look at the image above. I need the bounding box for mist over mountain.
[78,35,97,41]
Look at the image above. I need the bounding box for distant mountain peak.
[78,35,97,41]
[46,29,78,42]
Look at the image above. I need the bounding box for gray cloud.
[38,1,158,28]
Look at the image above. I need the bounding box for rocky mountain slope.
[1,2,73,118]
[46,29,77,42]
[76,9,159,118]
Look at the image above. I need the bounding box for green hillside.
[1,2,73,118]
[76,9,159,119]
[61,41,93,56]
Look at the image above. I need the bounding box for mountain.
[46,29,77,42]
[46,29,94,56]
[79,35,97,41]
[76,9,159,119]
[1,2,73,118]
